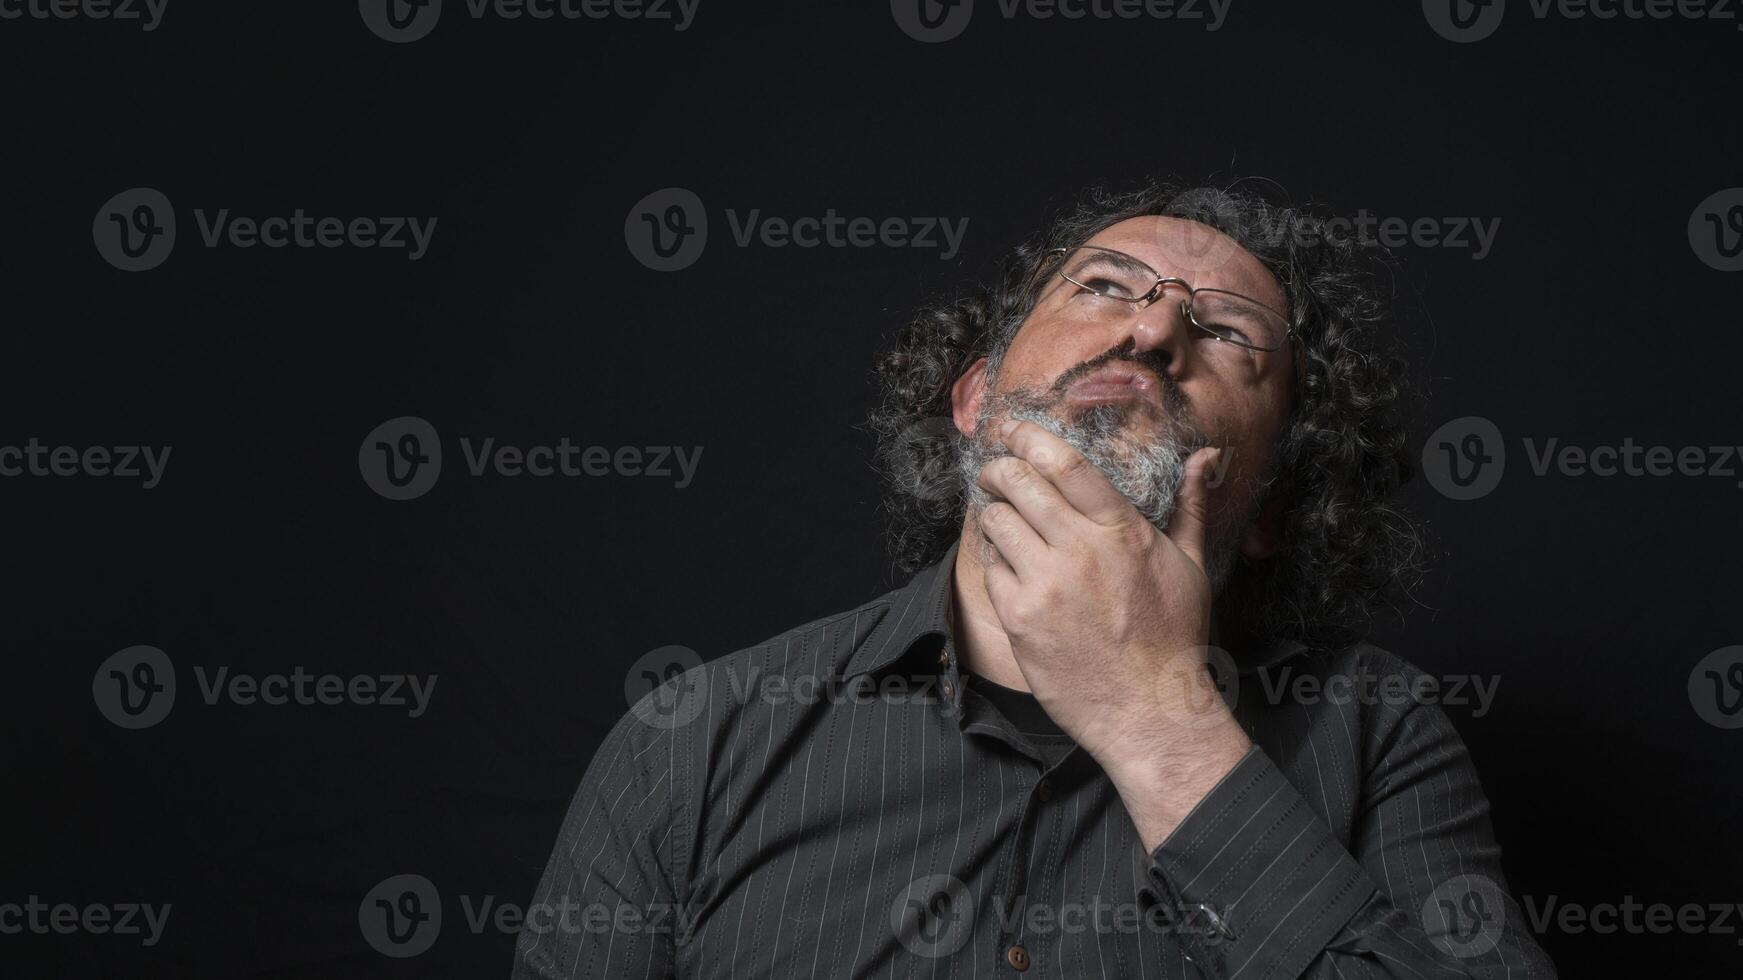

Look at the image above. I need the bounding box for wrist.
[1098,717,1253,852]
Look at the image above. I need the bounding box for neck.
[948,519,1237,693]
[949,520,1031,692]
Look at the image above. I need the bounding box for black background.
[5,1,1742,976]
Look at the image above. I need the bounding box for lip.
[1064,363,1163,407]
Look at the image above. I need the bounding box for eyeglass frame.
[1037,244,1299,355]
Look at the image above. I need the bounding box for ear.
[950,357,991,439]
[1240,498,1285,561]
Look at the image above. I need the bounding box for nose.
[1123,279,1194,377]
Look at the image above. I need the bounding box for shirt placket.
[945,647,1083,976]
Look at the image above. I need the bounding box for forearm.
[1125,745,1556,980]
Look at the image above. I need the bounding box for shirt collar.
[844,541,959,680]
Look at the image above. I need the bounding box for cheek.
[994,324,1071,390]
[1189,384,1286,486]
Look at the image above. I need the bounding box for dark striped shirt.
[513,545,1556,979]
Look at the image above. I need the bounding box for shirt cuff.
[1135,746,1376,979]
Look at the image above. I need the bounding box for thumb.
[1169,446,1221,571]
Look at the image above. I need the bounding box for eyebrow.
[1070,248,1156,277]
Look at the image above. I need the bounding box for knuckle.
[981,502,1011,530]
[1056,451,1091,480]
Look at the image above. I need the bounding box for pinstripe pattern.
[513,547,1556,979]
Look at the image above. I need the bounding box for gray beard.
[959,387,1241,591]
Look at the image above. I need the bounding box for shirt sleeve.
[511,687,691,980]
[1136,695,1558,979]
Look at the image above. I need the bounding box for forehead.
[1080,216,1287,312]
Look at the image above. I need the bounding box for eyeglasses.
[1039,245,1294,354]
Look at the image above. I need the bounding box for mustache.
[1046,340,1187,417]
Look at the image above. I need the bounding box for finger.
[983,558,1020,616]
[996,419,1133,527]
[976,500,1046,578]
[977,455,1078,546]
[1167,446,1221,572]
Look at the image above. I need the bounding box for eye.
[1078,276,1137,299]
[1195,317,1255,346]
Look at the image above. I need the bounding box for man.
[512,181,1557,978]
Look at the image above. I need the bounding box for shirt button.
[937,649,950,668]
[1036,779,1054,802]
[941,678,955,699]
[1005,944,1030,971]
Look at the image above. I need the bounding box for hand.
[975,418,1251,846]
